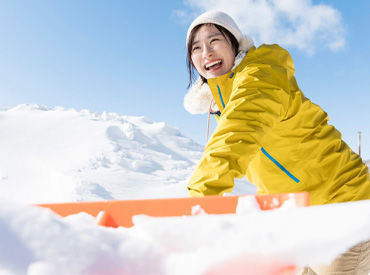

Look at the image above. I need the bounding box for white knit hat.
[186,10,254,53]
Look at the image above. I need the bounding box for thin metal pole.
[357,131,361,156]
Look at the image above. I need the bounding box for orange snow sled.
[38,192,309,228]
[38,192,309,275]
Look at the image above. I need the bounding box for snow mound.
[0,104,206,203]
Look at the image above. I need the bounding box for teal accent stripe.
[261,147,300,183]
[217,85,225,108]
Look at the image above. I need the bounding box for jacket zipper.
[217,84,226,109]
[261,147,300,183]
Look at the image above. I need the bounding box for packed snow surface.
[0,104,369,274]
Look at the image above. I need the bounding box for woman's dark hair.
[186,23,239,88]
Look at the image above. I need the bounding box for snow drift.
[0,104,255,203]
[0,104,203,203]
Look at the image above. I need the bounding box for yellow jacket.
[187,44,370,205]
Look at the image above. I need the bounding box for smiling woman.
[182,10,370,275]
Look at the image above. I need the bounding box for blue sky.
[1,0,369,160]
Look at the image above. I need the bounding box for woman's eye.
[192,46,200,52]
[210,38,219,43]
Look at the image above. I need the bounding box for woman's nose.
[202,44,213,58]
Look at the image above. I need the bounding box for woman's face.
[191,24,236,79]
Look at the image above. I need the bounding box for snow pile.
[1,104,206,202]
[0,198,369,275]
[0,104,206,203]
[0,104,254,204]
[0,202,165,275]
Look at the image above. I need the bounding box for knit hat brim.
[186,10,254,53]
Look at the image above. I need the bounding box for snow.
[0,104,200,202]
[0,198,369,275]
[0,104,254,204]
[0,104,369,274]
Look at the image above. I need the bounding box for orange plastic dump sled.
[38,193,309,275]
[38,192,309,228]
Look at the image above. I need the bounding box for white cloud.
[177,0,346,54]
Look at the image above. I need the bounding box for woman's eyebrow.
[193,33,223,45]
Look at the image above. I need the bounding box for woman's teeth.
[205,60,222,70]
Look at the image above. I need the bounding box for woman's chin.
[206,70,228,79]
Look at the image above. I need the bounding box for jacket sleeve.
[187,45,294,197]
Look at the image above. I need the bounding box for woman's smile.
[204,59,223,72]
